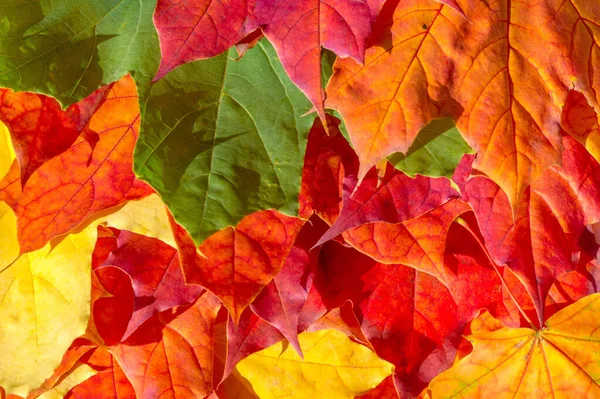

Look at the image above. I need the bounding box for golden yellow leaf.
[0,122,14,179]
[236,329,393,398]
[429,294,600,398]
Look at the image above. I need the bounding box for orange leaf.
[172,210,304,324]
[0,75,152,253]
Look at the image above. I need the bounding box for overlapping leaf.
[172,209,304,324]
[0,0,158,106]
[327,0,600,208]
[0,76,152,253]
[430,294,600,398]
[462,136,600,325]
[134,39,312,244]
[236,329,393,398]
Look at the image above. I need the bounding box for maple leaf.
[249,216,328,356]
[0,0,158,107]
[0,85,109,185]
[110,291,221,399]
[153,0,379,123]
[461,136,600,325]
[235,329,393,398]
[327,0,600,208]
[430,294,600,398]
[0,76,152,253]
[172,209,304,325]
[222,307,285,383]
[299,116,359,224]
[134,39,312,245]
[316,162,460,246]
[313,232,502,397]
[91,226,203,343]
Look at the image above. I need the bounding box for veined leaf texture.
[1,0,600,398]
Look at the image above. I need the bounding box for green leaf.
[133,39,313,244]
[388,118,473,179]
[320,49,336,90]
[0,0,158,107]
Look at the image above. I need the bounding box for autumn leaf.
[327,0,600,208]
[316,162,459,246]
[325,0,467,180]
[313,234,502,396]
[64,347,135,399]
[0,204,96,397]
[0,76,152,253]
[250,216,328,354]
[222,307,285,383]
[91,226,203,343]
[236,329,393,398]
[172,209,304,325]
[462,136,600,325]
[153,0,381,122]
[430,293,600,398]
[111,292,221,399]
[299,116,359,224]
[0,85,109,184]
[134,39,312,245]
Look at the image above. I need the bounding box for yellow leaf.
[429,294,600,398]
[0,196,173,395]
[0,206,96,396]
[37,364,96,399]
[0,122,15,179]
[236,329,393,398]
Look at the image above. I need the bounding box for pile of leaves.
[1,0,600,397]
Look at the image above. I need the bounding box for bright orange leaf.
[0,75,152,253]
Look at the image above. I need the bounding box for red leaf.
[250,216,328,355]
[299,116,358,223]
[313,236,502,397]
[172,210,304,325]
[92,226,203,343]
[153,0,385,122]
[64,347,135,399]
[0,75,152,253]
[111,292,221,399]
[0,85,110,185]
[462,136,600,324]
[222,307,284,382]
[316,163,459,246]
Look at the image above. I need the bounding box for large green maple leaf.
[133,39,312,244]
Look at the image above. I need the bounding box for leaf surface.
[388,118,472,179]
[0,0,158,107]
[0,85,109,184]
[314,236,502,396]
[327,0,600,207]
[236,329,393,398]
[134,39,312,244]
[462,136,600,324]
[430,294,600,398]
[316,163,459,246]
[250,217,328,354]
[111,292,221,399]
[172,209,304,325]
[92,227,203,343]
[0,76,152,253]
